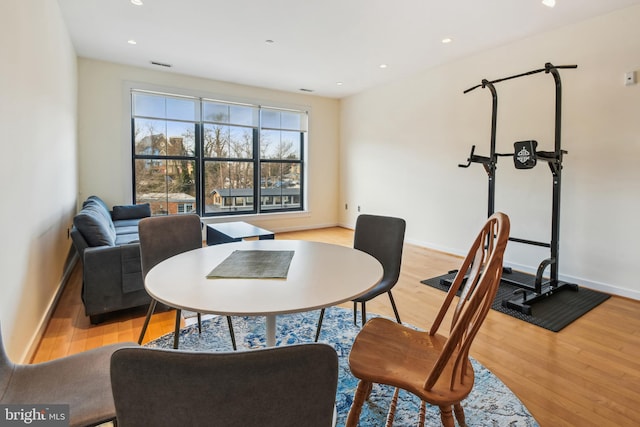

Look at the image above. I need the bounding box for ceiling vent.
[150,61,172,68]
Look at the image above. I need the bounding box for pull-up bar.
[463,63,578,94]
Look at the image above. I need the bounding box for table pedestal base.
[266,314,276,347]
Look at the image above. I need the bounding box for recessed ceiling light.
[131,0,143,5]
[379,64,388,69]
[265,39,275,44]
[542,0,556,7]
[127,40,137,45]
[442,37,453,44]
[336,82,343,86]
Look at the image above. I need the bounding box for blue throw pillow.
[112,203,151,220]
[83,195,110,213]
[83,197,115,234]
[74,205,116,246]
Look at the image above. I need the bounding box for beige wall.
[340,5,640,298]
[77,59,340,233]
[0,0,78,361]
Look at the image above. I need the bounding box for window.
[131,90,306,216]
[177,203,194,214]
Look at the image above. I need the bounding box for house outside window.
[131,90,306,216]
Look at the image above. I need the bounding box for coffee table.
[205,221,274,245]
[144,239,383,347]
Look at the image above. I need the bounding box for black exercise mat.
[421,272,610,332]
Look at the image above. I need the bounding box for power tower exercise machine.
[457,62,578,314]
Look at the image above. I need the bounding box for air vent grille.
[150,61,172,68]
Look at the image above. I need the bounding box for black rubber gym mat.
[420,272,610,332]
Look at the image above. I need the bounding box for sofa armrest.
[82,244,146,315]
[70,227,89,257]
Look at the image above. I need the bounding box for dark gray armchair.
[316,214,406,341]
[110,343,339,427]
[0,324,135,427]
[136,214,236,350]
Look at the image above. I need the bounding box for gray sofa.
[71,196,152,324]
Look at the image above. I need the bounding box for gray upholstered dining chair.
[0,323,134,427]
[315,214,406,341]
[110,343,339,427]
[136,214,236,350]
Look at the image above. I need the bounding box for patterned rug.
[146,307,538,426]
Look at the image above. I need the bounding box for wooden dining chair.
[346,212,510,427]
[315,214,406,341]
[136,214,236,350]
[110,343,339,427]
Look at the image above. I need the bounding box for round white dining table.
[144,239,383,347]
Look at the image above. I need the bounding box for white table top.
[144,239,383,317]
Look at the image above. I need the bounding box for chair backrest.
[353,214,406,290]
[138,214,203,279]
[0,325,16,397]
[111,343,339,427]
[425,212,509,390]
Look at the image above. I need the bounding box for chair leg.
[418,401,427,427]
[346,380,371,427]
[173,309,182,349]
[364,382,373,399]
[226,316,237,350]
[361,301,367,326]
[315,308,326,342]
[138,299,158,344]
[197,313,202,334]
[353,302,358,326]
[453,403,467,427]
[388,291,401,323]
[384,388,400,427]
[438,405,455,427]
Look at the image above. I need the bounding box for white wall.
[340,6,640,299]
[0,0,78,361]
[77,59,340,232]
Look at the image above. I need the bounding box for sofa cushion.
[112,203,151,221]
[113,218,144,229]
[84,195,110,213]
[74,205,116,247]
[114,225,139,236]
[83,197,116,235]
[115,233,140,245]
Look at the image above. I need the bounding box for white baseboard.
[405,237,639,301]
[22,253,79,363]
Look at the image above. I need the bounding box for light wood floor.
[33,227,640,427]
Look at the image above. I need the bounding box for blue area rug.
[146,307,538,426]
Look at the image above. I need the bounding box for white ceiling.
[56,0,640,98]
